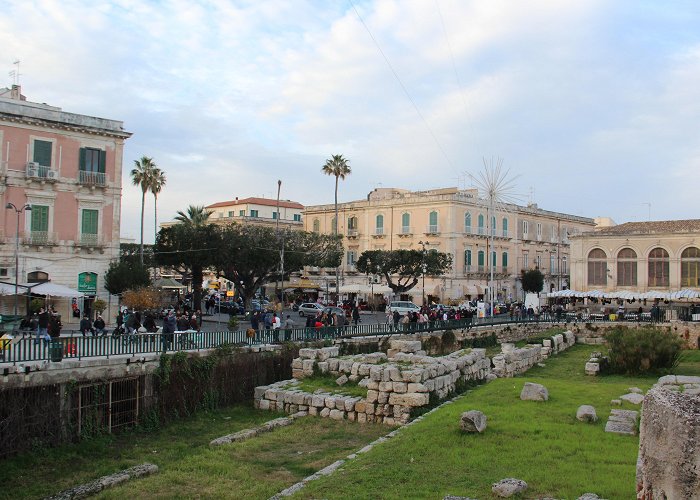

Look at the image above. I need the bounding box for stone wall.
[492,331,575,378]
[571,321,700,349]
[636,375,700,499]
[254,340,491,425]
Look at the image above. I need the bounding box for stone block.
[358,364,370,376]
[357,412,367,423]
[492,478,527,497]
[408,382,428,393]
[366,390,378,403]
[520,382,549,401]
[258,399,270,410]
[620,393,644,405]
[298,348,317,359]
[393,382,407,393]
[388,366,403,382]
[317,361,329,373]
[378,391,389,404]
[388,392,429,407]
[329,409,344,420]
[460,410,487,433]
[355,400,366,413]
[347,411,356,422]
[254,386,269,399]
[369,365,383,381]
[291,359,303,369]
[320,407,330,418]
[365,403,375,415]
[335,398,346,411]
[576,405,598,422]
[328,358,339,371]
[308,406,318,416]
[336,374,349,386]
[325,396,336,409]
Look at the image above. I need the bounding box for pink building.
[0,85,131,323]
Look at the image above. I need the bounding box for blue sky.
[2,0,700,241]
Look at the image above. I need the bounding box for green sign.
[78,272,97,293]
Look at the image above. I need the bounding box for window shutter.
[33,140,52,166]
[79,148,86,171]
[82,210,98,234]
[31,206,49,232]
[99,150,106,173]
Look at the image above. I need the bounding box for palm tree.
[131,156,157,264]
[175,205,212,227]
[149,167,166,243]
[321,154,351,301]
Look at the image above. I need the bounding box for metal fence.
[0,312,666,366]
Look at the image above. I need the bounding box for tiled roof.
[592,220,700,235]
[207,197,304,210]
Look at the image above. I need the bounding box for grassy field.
[1,347,697,499]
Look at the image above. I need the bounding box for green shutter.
[82,209,98,234]
[33,140,52,166]
[31,206,49,232]
[79,148,86,171]
[465,250,471,265]
[99,150,106,173]
[502,252,508,267]
[402,213,410,226]
[478,251,484,266]
[429,211,437,226]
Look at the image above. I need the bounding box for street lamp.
[5,202,32,316]
[419,240,429,307]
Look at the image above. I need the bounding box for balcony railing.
[78,170,106,186]
[347,229,359,238]
[23,231,57,246]
[425,225,439,234]
[374,227,385,236]
[464,226,472,235]
[26,163,58,181]
[477,227,486,236]
[79,233,103,247]
[400,225,413,235]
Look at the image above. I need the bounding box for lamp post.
[5,202,32,316]
[419,240,429,307]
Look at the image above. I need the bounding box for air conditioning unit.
[27,161,39,168]
[46,170,58,180]
[26,166,38,177]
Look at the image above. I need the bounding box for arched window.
[477,214,485,235]
[27,271,49,283]
[502,252,508,270]
[464,212,472,234]
[347,216,357,230]
[681,247,700,287]
[401,213,410,234]
[376,214,384,235]
[491,216,497,236]
[617,248,637,286]
[502,217,508,237]
[428,211,438,232]
[648,248,669,287]
[312,219,320,233]
[587,249,607,286]
[464,249,472,271]
[477,250,485,271]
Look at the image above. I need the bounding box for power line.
[348,0,454,169]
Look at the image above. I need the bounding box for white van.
[388,301,420,315]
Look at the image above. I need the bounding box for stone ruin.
[492,331,575,377]
[636,375,700,499]
[254,339,490,425]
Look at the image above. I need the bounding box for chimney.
[10,85,25,101]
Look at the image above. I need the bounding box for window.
[239,210,245,216]
[0,268,7,277]
[228,211,234,217]
[502,252,508,269]
[617,248,637,286]
[376,214,384,234]
[33,140,52,166]
[28,271,49,283]
[348,216,358,230]
[550,253,556,273]
[464,212,472,234]
[562,256,568,274]
[401,212,410,232]
[250,209,259,217]
[428,211,438,232]
[464,249,472,271]
[477,214,485,235]
[522,220,529,237]
[477,250,485,270]
[587,249,607,286]
[491,251,496,267]
[681,247,700,287]
[536,223,542,240]
[491,216,496,236]
[347,250,357,265]
[31,205,49,233]
[293,214,301,222]
[535,254,542,269]
[648,248,669,287]
[272,211,279,219]
[79,147,105,173]
[523,251,529,269]
[312,219,320,232]
[502,217,508,237]
[81,209,99,244]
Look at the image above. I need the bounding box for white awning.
[23,282,84,297]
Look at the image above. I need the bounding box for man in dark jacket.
[79,315,93,336]
[93,315,106,335]
[36,307,51,345]
[162,310,176,350]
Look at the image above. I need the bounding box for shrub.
[605,326,683,375]
[441,330,457,350]
[461,332,498,349]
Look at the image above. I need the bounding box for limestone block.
[628,387,643,394]
[347,411,356,422]
[358,364,370,376]
[292,369,304,379]
[365,352,387,364]
[328,358,340,371]
[576,405,598,422]
[338,359,354,373]
[424,379,435,391]
[298,348,317,359]
[388,366,403,382]
[520,382,549,401]
[491,478,528,498]
[258,399,270,410]
[302,359,315,372]
[320,408,330,418]
[265,389,278,401]
[620,393,644,405]
[388,392,429,407]
[393,405,407,418]
[605,409,638,435]
[329,409,344,420]
[381,368,392,382]
[357,412,367,423]
[308,406,318,416]
[393,382,408,393]
[408,382,428,393]
[374,405,384,416]
[254,386,269,399]
[369,365,383,381]
[269,402,277,411]
[298,405,308,411]
[386,349,400,359]
[543,339,552,348]
[415,350,426,356]
[292,393,306,405]
[289,404,298,414]
[325,396,337,409]
[366,390,378,403]
[349,375,360,383]
[350,362,360,375]
[317,361,329,373]
[379,381,394,392]
[585,362,600,376]
[335,398,347,411]
[378,391,389,404]
[401,370,423,383]
[355,400,366,413]
[311,394,326,407]
[383,416,396,425]
[366,380,379,390]
[291,358,303,369]
[365,403,375,415]
[460,410,487,433]
[358,378,370,388]
[336,374,349,386]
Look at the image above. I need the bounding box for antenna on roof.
[8,60,21,86]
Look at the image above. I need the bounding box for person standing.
[162,310,176,350]
[352,306,360,326]
[36,307,50,345]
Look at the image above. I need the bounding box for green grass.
[292,374,368,398]
[676,349,700,375]
[0,405,387,499]
[294,345,677,499]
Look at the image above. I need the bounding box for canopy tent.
[547,288,700,302]
[338,283,392,294]
[23,282,84,297]
[0,282,18,295]
[153,278,187,290]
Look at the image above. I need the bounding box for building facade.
[0,85,131,322]
[569,220,700,292]
[205,197,304,230]
[303,187,595,303]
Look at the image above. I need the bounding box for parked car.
[322,306,348,319]
[249,299,271,312]
[388,301,420,315]
[298,302,324,317]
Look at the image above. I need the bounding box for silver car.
[298,302,324,317]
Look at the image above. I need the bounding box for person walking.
[36,307,51,346]
[352,306,360,326]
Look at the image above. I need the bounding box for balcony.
[425,225,439,235]
[26,162,58,182]
[23,231,57,246]
[464,226,472,235]
[477,227,486,236]
[372,227,385,238]
[78,233,104,248]
[346,229,359,238]
[398,226,413,237]
[78,170,106,187]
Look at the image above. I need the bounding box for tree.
[119,243,154,267]
[216,224,342,309]
[521,268,544,294]
[155,205,219,312]
[322,154,351,298]
[104,260,151,297]
[356,249,452,295]
[131,156,157,265]
[149,167,166,244]
[121,287,164,313]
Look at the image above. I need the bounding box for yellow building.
[569,220,700,293]
[303,187,595,303]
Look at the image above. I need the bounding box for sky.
[2,0,700,242]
